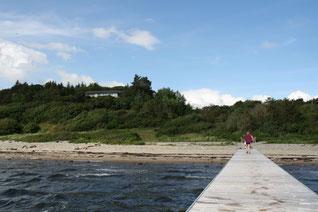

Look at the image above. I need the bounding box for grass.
[73,130,144,145]
[1,128,317,145]
[0,128,233,145]
[156,133,227,142]
[131,128,158,142]
[118,129,235,143]
[0,130,144,145]
[263,134,318,144]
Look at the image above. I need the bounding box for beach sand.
[0,140,317,164]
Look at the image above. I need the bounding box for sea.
[0,159,317,212]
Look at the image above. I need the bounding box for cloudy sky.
[0,0,317,107]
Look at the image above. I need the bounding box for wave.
[154,196,173,202]
[76,173,113,177]
[24,177,42,183]
[10,172,38,177]
[0,199,15,209]
[185,175,210,179]
[57,168,78,172]
[166,169,202,174]
[48,193,67,201]
[96,168,126,173]
[48,173,68,180]
[2,188,47,197]
[301,178,318,182]
[161,175,210,180]
[161,175,188,180]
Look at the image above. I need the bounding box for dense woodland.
[0,75,318,143]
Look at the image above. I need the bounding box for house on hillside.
[85,90,123,98]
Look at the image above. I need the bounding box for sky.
[0,0,317,107]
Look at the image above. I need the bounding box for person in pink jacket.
[244,131,254,154]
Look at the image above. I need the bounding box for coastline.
[0,141,318,164]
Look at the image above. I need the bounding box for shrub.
[72,130,143,144]
[21,131,78,142]
[0,103,25,120]
[66,109,109,131]
[0,118,21,135]
[23,122,40,133]
[157,113,212,135]
[3,130,143,144]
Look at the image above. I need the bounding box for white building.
[85,90,122,98]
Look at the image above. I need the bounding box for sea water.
[0,159,317,212]
[0,159,222,211]
[280,164,318,194]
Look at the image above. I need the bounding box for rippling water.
[280,164,318,194]
[0,159,222,211]
[1,159,317,212]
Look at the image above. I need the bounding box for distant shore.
[0,141,318,164]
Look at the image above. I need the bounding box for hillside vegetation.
[0,75,318,144]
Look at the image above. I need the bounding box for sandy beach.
[0,140,318,164]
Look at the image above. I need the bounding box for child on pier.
[243,131,254,154]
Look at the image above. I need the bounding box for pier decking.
[187,149,318,211]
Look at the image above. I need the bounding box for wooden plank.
[187,149,318,211]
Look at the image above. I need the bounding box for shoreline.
[0,151,231,164]
[0,141,318,164]
[1,151,317,165]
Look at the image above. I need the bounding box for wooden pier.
[187,149,318,211]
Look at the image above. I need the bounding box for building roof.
[85,90,123,95]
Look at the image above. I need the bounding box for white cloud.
[0,13,159,50]
[37,42,81,53]
[251,95,271,102]
[56,69,125,87]
[119,29,159,50]
[287,90,317,101]
[93,27,159,50]
[181,88,244,108]
[0,17,79,38]
[0,39,48,82]
[26,42,82,61]
[43,78,55,84]
[261,41,278,49]
[57,52,71,61]
[100,81,125,87]
[57,69,95,85]
[93,27,117,39]
[181,88,318,108]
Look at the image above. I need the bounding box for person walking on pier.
[244,131,254,154]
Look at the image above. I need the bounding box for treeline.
[0,75,318,142]
[0,75,190,135]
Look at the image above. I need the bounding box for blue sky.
[0,0,317,106]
